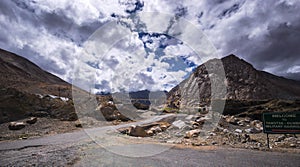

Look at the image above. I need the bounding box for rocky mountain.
[0,48,72,98]
[167,54,300,116]
[0,48,134,124]
[0,48,77,123]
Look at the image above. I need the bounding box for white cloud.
[287,65,300,74]
[0,6,82,81]
[1,0,300,93]
[27,0,128,24]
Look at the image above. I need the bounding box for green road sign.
[263,111,300,134]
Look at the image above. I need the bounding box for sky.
[0,0,299,93]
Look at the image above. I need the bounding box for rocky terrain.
[166,55,300,117]
[112,110,299,151]
[0,117,80,141]
[112,55,300,151]
[1,49,300,154]
[0,49,133,125]
[0,49,78,124]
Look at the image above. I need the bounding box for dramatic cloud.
[0,0,299,92]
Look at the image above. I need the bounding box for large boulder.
[8,122,26,130]
[99,102,130,121]
[185,129,201,138]
[129,125,151,137]
[172,120,186,129]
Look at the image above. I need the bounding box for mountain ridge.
[0,48,72,98]
[167,54,300,109]
[0,48,77,123]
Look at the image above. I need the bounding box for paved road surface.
[1,115,300,166]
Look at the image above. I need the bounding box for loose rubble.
[116,113,300,150]
[117,115,175,137]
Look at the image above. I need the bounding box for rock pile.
[117,115,176,137]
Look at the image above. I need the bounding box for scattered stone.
[149,126,162,134]
[75,121,82,128]
[245,127,262,134]
[276,135,286,142]
[248,134,259,142]
[250,120,262,129]
[172,120,186,129]
[211,141,218,145]
[209,132,216,136]
[185,129,201,138]
[185,115,194,120]
[244,117,251,123]
[290,143,296,148]
[237,120,245,126]
[235,129,243,133]
[226,116,239,125]
[244,128,251,133]
[215,126,224,132]
[8,122,26,130]
[112,120,121,125]
[257,143,262,147]
[146,130,154,136]
[129,125,150,137]
[195,117,210,125]
[174,132,184,137]
[192,142,202,146]
[285,137,296,142]
[167,140,181,144]
[26,117,37,124]
[223,129,229,133]
[160,123,170,131]
[191,122,200,129]
[182,125,193,131]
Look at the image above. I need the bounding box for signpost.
[263,111,300,148]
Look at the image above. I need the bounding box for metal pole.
[267,133,270,149]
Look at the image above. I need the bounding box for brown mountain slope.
[0,48,131,124]
[0,48,77,123]
[222,54,300,99]
[167,54,300,112]
[0,48,71,98]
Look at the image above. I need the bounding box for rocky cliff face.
[222,55,300,99]
[167,54,300,110]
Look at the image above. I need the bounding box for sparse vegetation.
[162,107,179,113]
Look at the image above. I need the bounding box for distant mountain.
[167,54,300,110]
[111,90,167,110]
[0,48,72,98]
